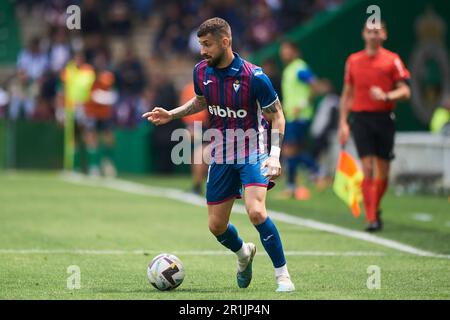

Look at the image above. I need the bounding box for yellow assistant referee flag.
[333,150,363,217]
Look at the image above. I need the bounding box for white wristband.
[270,146,281,158]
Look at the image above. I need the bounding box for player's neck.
[365,45,383,57]
[216,50,235,69]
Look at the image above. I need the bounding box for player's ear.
[222,36,230,48]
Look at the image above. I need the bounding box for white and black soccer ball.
[147,253,185,291]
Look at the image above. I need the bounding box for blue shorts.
[206,153,275,205]
[284,120,310,145]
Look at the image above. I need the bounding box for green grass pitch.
[0,171,449,299]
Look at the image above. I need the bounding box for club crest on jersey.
[233,80,240,93]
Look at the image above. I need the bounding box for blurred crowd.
[0,0,344,175]
[0,0,343,124]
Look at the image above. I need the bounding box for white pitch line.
[0,249,385,257]
[61,172,450,260]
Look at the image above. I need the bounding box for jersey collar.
[210,52,243,77]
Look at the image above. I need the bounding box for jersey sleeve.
[392,55,411,82]
[344,56,353,85]
[193,64,203,96]
[252,68,278,110]
[297,66,316,84]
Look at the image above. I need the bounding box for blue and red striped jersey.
[193,52,278,163]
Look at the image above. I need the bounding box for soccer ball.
[147,253,185,291]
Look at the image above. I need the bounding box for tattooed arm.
[262,98,285,180]
[142,96,207,126]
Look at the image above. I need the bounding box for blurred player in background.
[430,96,450,135]
[80,50,118,177]
[279,40,323,199]
[143,18,295,292]
[339,21,411,232]
[58,51,95,171]
[179,81,210,195]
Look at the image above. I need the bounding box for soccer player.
[77,50,118,177]
[339,21,411,232]
[279,40,322,199]
[143,18,295,292]
[81,68,118,177]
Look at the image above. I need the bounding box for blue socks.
[216,223,243,252]
[216,219,287,269]
[287,156,298,189]
[254,217,286,268]
[287,152,321,188]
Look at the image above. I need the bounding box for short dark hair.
[197,17,232,40]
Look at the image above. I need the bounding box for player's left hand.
[370,86,387,101]
[261,156,282,180]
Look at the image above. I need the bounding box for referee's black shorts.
[350,111,396,161]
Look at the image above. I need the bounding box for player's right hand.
[142,107,173,126]
[338,121,350,146]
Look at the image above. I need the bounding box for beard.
[204,49,225,67]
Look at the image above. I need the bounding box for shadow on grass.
[90,287,226,294]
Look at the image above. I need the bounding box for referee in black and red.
[339,21,411,232]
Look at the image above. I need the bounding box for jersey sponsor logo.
[208,105,247,118]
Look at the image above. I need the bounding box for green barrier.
[114,122,154,174]
[0,119,191,174]
[13,120,64,169]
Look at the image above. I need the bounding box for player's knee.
[282,145,297,157]
[362,163,374,178]
[247,208,267,225]
[208,220,227,236]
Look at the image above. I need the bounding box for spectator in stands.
[107,0,133,37]
[153,2,186,56]
[81,0,105,63]
[34,70,57,121]
[44,0,71,29]
[47,27,72,74]
[179,81,210,195]
[17,36,48,82]
[132,0,155,21]
[187,4,214,57]
[117,47,147,96]
[81,0,104,36]
[150,73,182,173]
[248,1,279,50]
[115,47,148,128]
[35,27,72,121]
[7,70,39,120]
[135,86,155,125]
[0,87,8,118]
